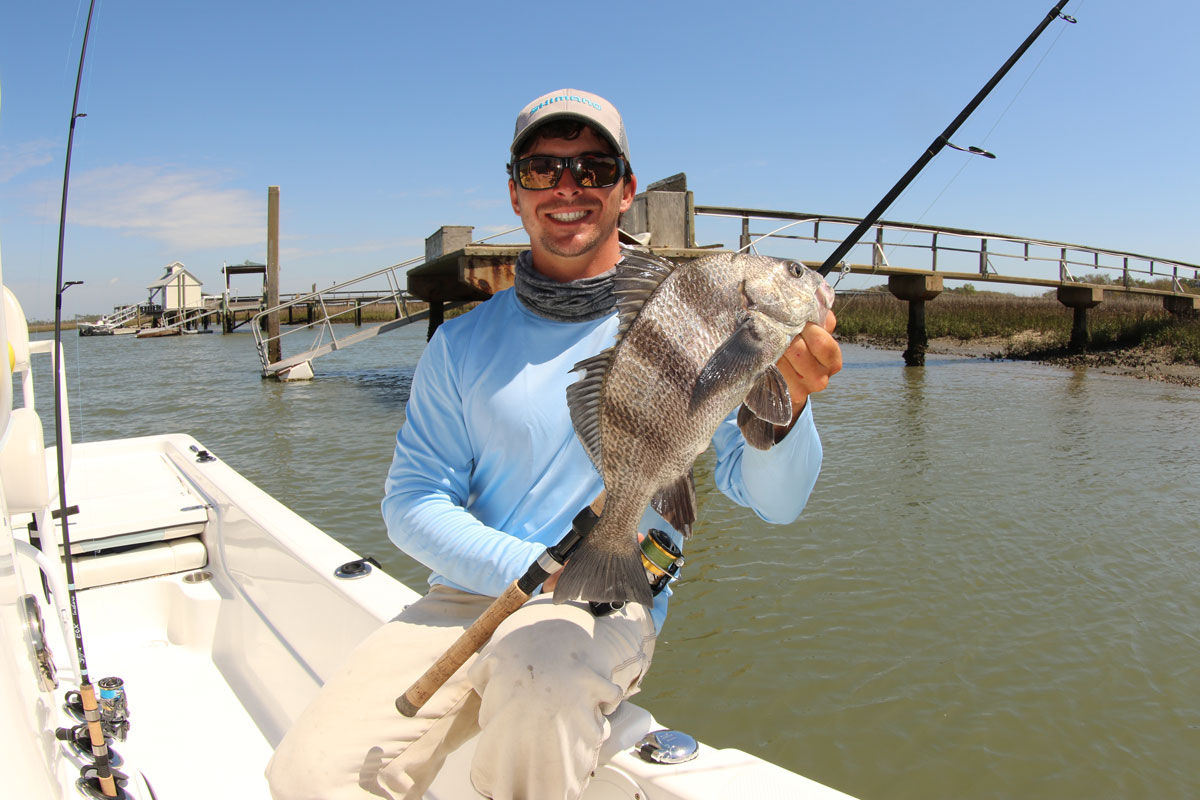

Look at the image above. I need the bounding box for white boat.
[0,270,855,798]
[78,305,140,337]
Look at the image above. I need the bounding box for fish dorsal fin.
[567,249,678,472]
[566,351,609,472]
[743,364,793,425]
[651,469,697,538]
[613,249,677,339]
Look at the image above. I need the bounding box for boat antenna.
[816,0,1075,277]
[52,1,119,797]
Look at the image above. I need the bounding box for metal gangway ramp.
[251,258,460,380]
[98,303,139,329]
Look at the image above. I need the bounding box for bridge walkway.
[248,189,1198,379]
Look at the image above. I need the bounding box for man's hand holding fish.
[776,309,842,428]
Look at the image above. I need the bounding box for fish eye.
[785,261,804,277]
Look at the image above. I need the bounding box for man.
[267,88,841,800]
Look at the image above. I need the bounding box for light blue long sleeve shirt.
[382,286,823,632]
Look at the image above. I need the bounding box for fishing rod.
[396,493,605,717]
[817,0,1075,277]
[51,1,121,797]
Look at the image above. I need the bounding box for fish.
[555,250,834,606]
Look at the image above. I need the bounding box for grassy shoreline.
[834,291,1200,367]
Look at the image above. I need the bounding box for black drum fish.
[555,251,834,606]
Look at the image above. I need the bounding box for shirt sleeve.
[381,331,544,596]
[711,400,823,524]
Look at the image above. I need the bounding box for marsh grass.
[835,291,1200,365]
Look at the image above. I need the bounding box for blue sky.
[1,0,1196,319]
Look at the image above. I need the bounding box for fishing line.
[71,332,86,445]
[742,3,1078,303]
[815,0,1076,279]
[472,225,524,244]
[893,5,1080,257]
[65,0,87,82]
[792,0,1077,323]
[735,218,866,316]
[737,218,817,255]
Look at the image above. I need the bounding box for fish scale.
[556,249,832,606]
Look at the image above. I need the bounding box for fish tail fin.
[553,535,654,608]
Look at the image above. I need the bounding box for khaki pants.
[266,586,657,800]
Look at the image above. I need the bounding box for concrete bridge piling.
[1056,284,1104,353]
[1164,293,1200,319]
[888,274,944,366]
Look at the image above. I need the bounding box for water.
[34,327,1200,799]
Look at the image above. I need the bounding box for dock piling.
[266,187,282,365]
[423,226,474,340]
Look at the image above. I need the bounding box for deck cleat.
[635,729,700,765]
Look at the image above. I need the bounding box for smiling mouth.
[547,210,589,223]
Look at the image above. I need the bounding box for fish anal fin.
[651,470,697,538]
[743,364,793,425]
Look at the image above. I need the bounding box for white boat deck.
[76,575,276,797]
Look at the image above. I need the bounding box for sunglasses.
[510,154,626,190]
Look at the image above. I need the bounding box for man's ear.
[509,178,521,215]
[619,173,638,214]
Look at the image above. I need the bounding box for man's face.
[509,126,636,279]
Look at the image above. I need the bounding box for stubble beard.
[538,228,603,259]
[535,206,618,261]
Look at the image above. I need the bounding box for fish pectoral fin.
[737,404,779,451]
[651,470,697,538]
[690,319,772,413]
[742,364,793,425]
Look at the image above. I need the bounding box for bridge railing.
[250,257,424,374]
[695,206,1200,293]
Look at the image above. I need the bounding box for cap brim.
[511,113,625,158]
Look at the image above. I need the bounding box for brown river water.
[37,324,1200,799]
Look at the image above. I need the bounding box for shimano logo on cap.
[528,94,603,116]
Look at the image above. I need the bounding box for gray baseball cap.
[511,88,630,162]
